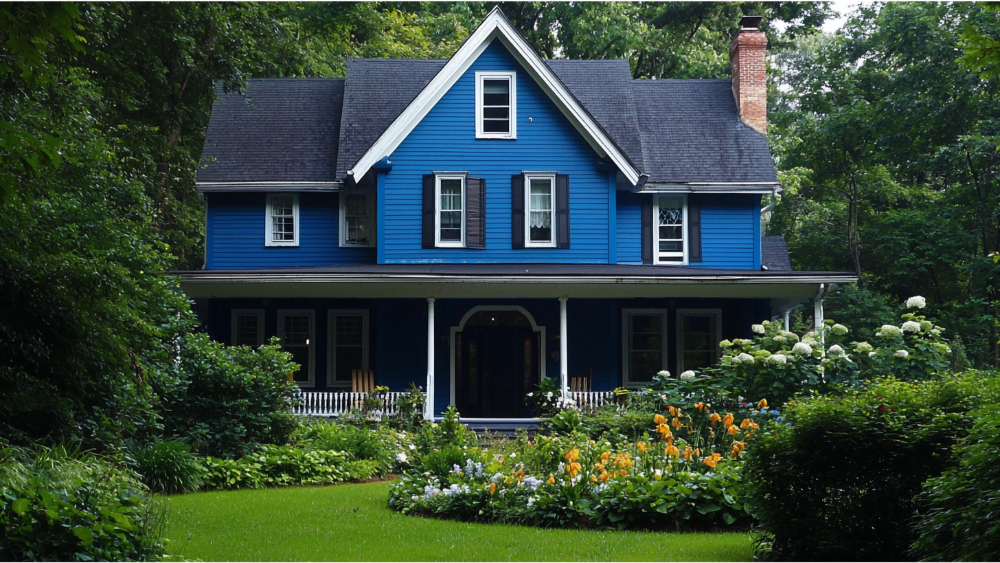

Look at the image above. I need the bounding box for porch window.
[436,175,465,246]
[654,195,686,264]
[278,310,315,387]
[266,194,299,247]
[340,192,374,247]
[231,309,264,347]
[475,71,516,139]
[327,310,368,387]
[622,309,668,387]
[525,174,555,247]
[677,309,722,374]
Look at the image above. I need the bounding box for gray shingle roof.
[335,59,446,179]
[762,236,792,271]
[632,79,778,183]
[198,62,779,185]
[198,79,344,183]
[545,59,643,171]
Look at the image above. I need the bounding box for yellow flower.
[709,413,722,426]
[564,449,580,463]
[590,474,598,483]
[619,469,628,477]
[683,448,692,461]
[657,424,672,438]
[667,405,677,416]
[694,402,704,412]
[600,451,611,462]
[614,452,633,468]
[637,441,648,453]
[703,457,718,469]
[723,413,734,428]
[758,398,768,409]
[727,425,738,436]
[740,418,751,430]
[546,474,555,485]
[490,483,497,495]
[568,462,581,478]
[730,441,746,459]
[665,444,680,457]
[672,416,683,430]
[653,414,667,425]
[599,470,611,482]
[594,462,605,471]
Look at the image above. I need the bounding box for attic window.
[654,195,687,264]
[476,71,516,139]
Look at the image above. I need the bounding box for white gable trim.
[346,8,641,186]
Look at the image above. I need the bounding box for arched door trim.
[449,305,547,410]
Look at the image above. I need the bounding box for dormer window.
[476,71,516,139]
[266,194,298,247]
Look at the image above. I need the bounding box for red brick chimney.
[729,16,768,134]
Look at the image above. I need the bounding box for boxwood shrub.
[743,373,1000,561]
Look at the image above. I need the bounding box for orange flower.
[568,462,581,478]
[599,470,610,482]
[653,414,667,425]
[694,402,704,412]
[667,405,677,416]
[657,424,672,438]
[709,413,722,425]
[683,448,692,461]
[665,444,680,457]
[600,451,611,462]
[490,483,497,495]
[672,417,683,430]
[594,462,605,471]
[637,441,648,453]
[703,457,718,469]
[727,425,738,436]
[614,452,633,468]
[723,413,734,428]
[547,474,555,484]
[619,469,628,477]
[666,435,675,446]
[694,448,701,456]
[590,474,598,483]
[758,398,768,409]
[740,418,751,430]
[564,449,580,463]
[730,441,746,459]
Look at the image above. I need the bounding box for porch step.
[458,418,541,435]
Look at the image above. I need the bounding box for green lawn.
[164,482,753,561]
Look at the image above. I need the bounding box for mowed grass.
[163,482,753,562]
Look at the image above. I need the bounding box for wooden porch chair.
[351,369,375,393]
[570,369,593,392]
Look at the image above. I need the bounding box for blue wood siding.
[381,40,611,264]
[206,192,375,269]
[616,191,643,264]
[695,194,760,270]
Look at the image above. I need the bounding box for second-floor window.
[654,195,687,264]
[436,175,465,246]
[340,192,374,247]
[476,71,516,139]
[266,194,298,247]
[525,174,555,247]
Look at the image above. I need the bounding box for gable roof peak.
[345,9,641,185]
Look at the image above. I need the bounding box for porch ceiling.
[175,264,856,300]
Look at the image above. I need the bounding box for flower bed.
[388,405,776,530]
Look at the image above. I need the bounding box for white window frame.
[675,309,723,375]
[435,174,466,248]
[277,309,315,388]
[327,310,369,388]
[265,193,299,247]
[339,191,375,247]
[621,308,669,388]
[524,173,556,248]
[653,194,688,265]
[475,71,517,139]
[230,309,265,347]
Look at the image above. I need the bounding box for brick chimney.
[729,15,768,134]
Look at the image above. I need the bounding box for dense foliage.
[743,373,1000,561]
[911,402,1000,561]
[160,334,300,458]
[132,441,204,495]
[0,445,165,562]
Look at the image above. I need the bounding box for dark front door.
[455,310,539,418]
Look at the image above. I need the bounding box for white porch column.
[425,298,435,421]
[814,284,825,346]
[559,297,568,399]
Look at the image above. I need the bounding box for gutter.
[637,181,780,194]
[195,181,343,193]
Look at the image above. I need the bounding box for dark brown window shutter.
[556,174,570,249]
[688,198,702,262]
[466,177,486,249]
[511,174,524,249]
[422,174,435,248]
[641,200,652,264]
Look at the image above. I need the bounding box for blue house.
[179,11,856,421]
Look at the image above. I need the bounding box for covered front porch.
[180,264,856,421]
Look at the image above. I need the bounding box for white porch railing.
[293,390,616,418]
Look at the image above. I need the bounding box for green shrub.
[199,456,264,491]
[579,409,659,442]
[293,419,389,463]
[419,444,467,480]
[0,445,165,561]
[743,373,1000,561]
[911,403,1000,561]
[200,444,379,490]
[160,334,300,458]
[133,440,203,494]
